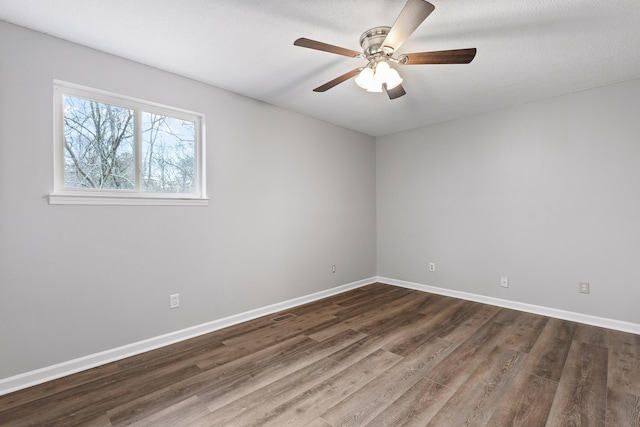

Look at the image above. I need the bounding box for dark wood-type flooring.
[1,283,639,426]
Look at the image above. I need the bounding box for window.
[50,81,207,205]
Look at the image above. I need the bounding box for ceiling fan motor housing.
[359,26,392,58]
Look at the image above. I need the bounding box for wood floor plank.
[326,334,388,367]
[415,293,462,316]
[305,417,334,427]
[218,311,337,351]
[542,340,608,426]
[485,372,559,426]
[127,395,210,427]
[381,299,469,357]
[354,307,427,339]
[380,299,500,360]
[412,293,464,319]
[606,389,640,427]
[0,363,124,414]
[434,301,501,344]
[320,337,454,426]
[0,336,223,414]
[401,291,446,314]
[197,329,367,412]
[527,317,578,382]
[106,334,319,424]
[499,311,548,353]
[74,413,113,427]
[193,312,281,345]
[608,330,640,395]
[0,359,203,426]
[332,286,414,314]
[1,283,638,426]
[322,287,413,324]
[426,346,526,426]
[285,285,393,318]
[574,323,610,348]
[240,348,402,427]
[424,310,518,390]
[198,357,345,426]
[307,289,429,342]
[559,340,609,396]
[606,329,640,425]
[366,377,453,427]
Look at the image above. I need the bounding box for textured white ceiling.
[2,0,640,136]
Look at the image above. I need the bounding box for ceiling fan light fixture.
[374,61,392,81]
[374,61,403,90]
[366,81,383,92]
[355,66,375,89]
[356,61,403,92]
[384,67,403,89]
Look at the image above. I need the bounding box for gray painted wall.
[0,22,376,378]
[377,78,640,324]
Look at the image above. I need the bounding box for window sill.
[48,193,209,206]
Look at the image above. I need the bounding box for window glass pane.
[63,96,135,190]
[141,113,196,193]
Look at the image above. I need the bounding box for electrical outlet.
[170,293,180,309]
[429,262,435,272]
[500,276,509,288]
[579,282,590,294]
[332,265,336,273]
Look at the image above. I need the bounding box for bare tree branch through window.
[62,95,197,194]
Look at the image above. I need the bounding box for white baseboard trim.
[0,277,376,397]
[378,276,640,335]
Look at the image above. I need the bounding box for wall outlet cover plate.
[500,276,509,288]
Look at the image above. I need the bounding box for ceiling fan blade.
[294,38,362,58]
[313,68,363,92]
[384,83,406,100]
[382,0,435,52]
[402,48,477,65]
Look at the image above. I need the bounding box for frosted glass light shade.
[384,68,403,89]
[374,61,392,83]
[366,81,383,92]
[355,67,375,89]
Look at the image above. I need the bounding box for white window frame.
[50,81,207,206]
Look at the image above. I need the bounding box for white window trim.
[50,81,208,206]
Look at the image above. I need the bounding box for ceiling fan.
[294,0,476,100]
